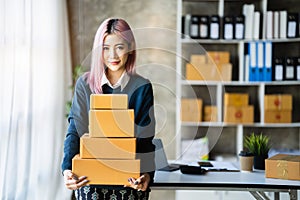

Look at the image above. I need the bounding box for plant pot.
[254,154,268,170]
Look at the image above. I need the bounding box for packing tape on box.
[277,160,288,179]
[276,155,295,179]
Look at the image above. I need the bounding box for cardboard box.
[80,134,136,159]
[186,63,222,81]
[265,154,300,181]
[89,110,134,137]
[181,98,203,112]
[224,93,249,107]
[204,106,218,122]
[72,155,140,185]
[90,94,128,109]
[181,111,202,122]
[219,63,232,81]
[207,51,230,65]
[186,62,232,81]
[185,63,202,80]
[181,98,202,122]
[264,94,292,110]
[223,106,254,123]
[264,110,292,123]
[190,54,206,66]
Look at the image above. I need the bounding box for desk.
[152,170,300,200]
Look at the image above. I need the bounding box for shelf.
[264,81,300,86]
[181,121,226,126]
[182,38,242,44]
[181,80,223,86]
[181,80,300,86]
[181,122,255,127]
[183,0,260,3]
[243,123,300,128]
[181,38,300,44]
[181,122,300,128]
[177,0,300,161]
[264,38,300,43]
[183,0,220,2]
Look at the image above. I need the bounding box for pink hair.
[84,18,136,93]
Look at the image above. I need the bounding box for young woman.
[62,18,156,199]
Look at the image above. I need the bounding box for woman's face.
[103,34,130,74]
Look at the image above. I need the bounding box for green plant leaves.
[244,133,271,156]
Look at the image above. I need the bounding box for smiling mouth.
[109,61,120,65]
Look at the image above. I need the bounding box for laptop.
[153,139,181,171]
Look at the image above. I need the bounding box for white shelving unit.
[176,0,300,160]
[176,0,300,199]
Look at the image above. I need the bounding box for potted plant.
[244,132,271,170]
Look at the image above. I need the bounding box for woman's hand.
[125,173,150,191]
[63,170,89,190]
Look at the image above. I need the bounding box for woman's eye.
[116,46,124,50]
[103,47,109,51]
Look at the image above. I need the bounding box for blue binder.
[264,41,272,82]
[248,42,257,81]
[256,41,264,81]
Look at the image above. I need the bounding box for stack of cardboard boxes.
[186,51,232,81]
[223,93,254,123]
[264,94,292,123]
[72,94,140,185]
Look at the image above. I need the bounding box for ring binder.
[234,15,245,39]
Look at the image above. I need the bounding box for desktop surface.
[153,168,300,190]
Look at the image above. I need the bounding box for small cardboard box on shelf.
[181,98,203,122]
[264,94,292,110]
[264,110,292,123]
[203,105,218,122]
[224,93,249,107]
[223,105,254,123]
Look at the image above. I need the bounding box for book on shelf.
[253,11,261,40]
[284,57,296,80]
[273,11,280,39]
[248,42,257,81]
[243,4,254,40]
[257,41,264,81]
[279,11,287,39]
[234,15,245,40]
[273,58,284,81]
[190,15,200,39]
[210,15,220,39]
[223,16,234,40]
[265,11,273,39]
[264,41,272,82]
[296,57,300,81]
[287,13,299,38]
[199,16,209,39]
[181,14,191,39]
